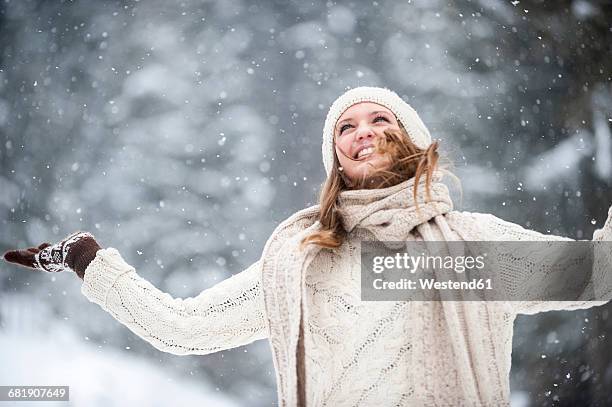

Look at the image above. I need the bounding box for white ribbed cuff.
[81,247,135,307]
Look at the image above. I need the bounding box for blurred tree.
[1,0,610,405]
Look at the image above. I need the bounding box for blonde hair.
[300,121,448,250]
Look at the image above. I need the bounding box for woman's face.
[334,102,400,185]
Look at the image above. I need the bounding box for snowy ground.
[0,324,241,407]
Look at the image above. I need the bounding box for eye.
[339,123,353,135]
[373,115,390,123]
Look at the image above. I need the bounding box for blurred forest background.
[0,0,611,405]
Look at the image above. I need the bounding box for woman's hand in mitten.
[2,232,102,280]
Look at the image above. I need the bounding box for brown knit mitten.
[3,232,102,280]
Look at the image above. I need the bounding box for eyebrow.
[335,111,392,130]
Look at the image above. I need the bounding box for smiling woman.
[333,102,440,191]
[334,103,398,183]
[3,86,612,407]
[301,88,446,250]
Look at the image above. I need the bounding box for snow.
[0,176,20,208]
[510,390,530,407]
[1,0,610,403]
[571,0,599,20]
[524,131,593,191]
[327,6,356,35]
[593,110,612,183]
[455,165,504,195]
[0,325,240,407]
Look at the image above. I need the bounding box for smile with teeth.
[356,146,375,159]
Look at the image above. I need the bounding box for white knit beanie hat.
[322,86,432,176]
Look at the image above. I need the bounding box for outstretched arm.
[448,208,612,315]
[81,248,267,355]
[501,208,610,315]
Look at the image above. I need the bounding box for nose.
[355,122,375,141]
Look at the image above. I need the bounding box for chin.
[360,155,390,173]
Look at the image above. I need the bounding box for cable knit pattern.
[80,177,612,406]
[302,224,517,405]
[81,249,266,355]
[337,172,452,241]
[445,211,611,315]
[299,187,612,406]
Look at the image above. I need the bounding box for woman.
[4,87,611,406]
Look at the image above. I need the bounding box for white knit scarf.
[336,171,454,241]
[260,171,457,406]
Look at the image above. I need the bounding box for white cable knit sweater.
[81,178,612,406]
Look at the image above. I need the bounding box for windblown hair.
[301,121,448,250]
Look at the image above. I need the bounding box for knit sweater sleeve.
[448,208,612,315]
[80,248,267,355]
